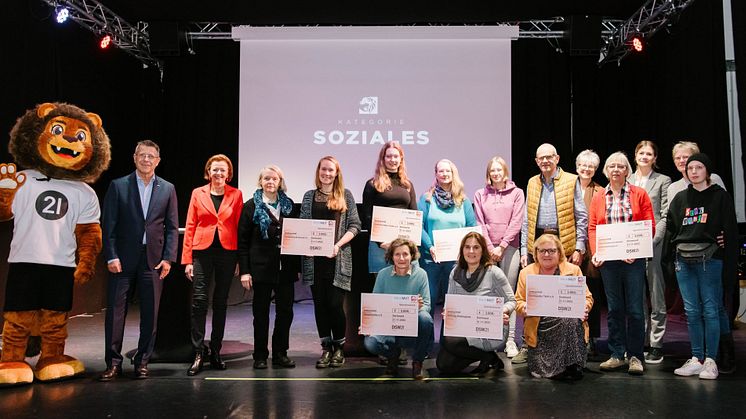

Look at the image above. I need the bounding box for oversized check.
[280,218,336,257]
[443,294,504,339]
[526,275,586,319]
[370,206,422,245]
[595,220,654,261]
[360,293,419,337]
[432,226,484,262]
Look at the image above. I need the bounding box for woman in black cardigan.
[237,165,299,369]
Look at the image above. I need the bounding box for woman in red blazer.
[182,154,243,376]
[588,151,654,376]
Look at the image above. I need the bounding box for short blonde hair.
[602,152,633,179]
[575,149,600,169]
[672,141,699,159]
[532,234,566,263]
[204,154,233,182]
[256,165,287,192]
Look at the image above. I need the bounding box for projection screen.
[233,26,518,202]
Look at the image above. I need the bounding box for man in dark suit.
[98,140,179,380]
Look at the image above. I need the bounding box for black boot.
[316,344,332,369]
[187,351,204,376]
[719,333,736,374]
[330,343,345,368]
[209,348,227,370]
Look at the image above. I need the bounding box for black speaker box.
[567,15,602,56]
[149,22,181,57]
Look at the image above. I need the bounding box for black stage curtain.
[511,0,731,190]
[2,0,733,214]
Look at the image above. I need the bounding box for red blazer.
[181,184,243,264]
[588,184,655,255]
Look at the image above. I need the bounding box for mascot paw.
[0,361,34,386]
[34,355,85,382]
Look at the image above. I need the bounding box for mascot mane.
[9,102,111,182]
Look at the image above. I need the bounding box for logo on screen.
[359,97,378,114]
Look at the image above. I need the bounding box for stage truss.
[42,0,697,70]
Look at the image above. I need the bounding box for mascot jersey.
[8,169,100,267]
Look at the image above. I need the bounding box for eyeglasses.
[135,153,159,160]
[537,248,558,255]
[536,155,556,162]
[577,163,596,170]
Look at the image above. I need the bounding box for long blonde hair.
[425,159,466,206]
[372,141,412,193]
[315,156,347,212]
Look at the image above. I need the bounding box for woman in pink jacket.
[473,156,525,358]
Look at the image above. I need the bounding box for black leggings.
[311,278,346,345]
[436,336,495,374]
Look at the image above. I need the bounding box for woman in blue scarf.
[237,165,299,369]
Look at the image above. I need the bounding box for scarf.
[453,265,487,293]
[432,184,455,209]
[253,189,293,239]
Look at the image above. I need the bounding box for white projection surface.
[234,26,518,202]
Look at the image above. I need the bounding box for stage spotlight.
[100,35,112,49]
[55,7,69,24]
[630,35,644,53]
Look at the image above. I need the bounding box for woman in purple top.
[473,156,525,358]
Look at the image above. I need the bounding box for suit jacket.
[630,171,671,242]
[237,198,299,284]
[181,184,243,264]
[102,172,179,273]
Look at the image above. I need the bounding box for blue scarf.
[253,189,293,239]
[432,185,455,209]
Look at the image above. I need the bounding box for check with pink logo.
[281,218,336,257]
[595,220,653,261]
[443,295,504,339]
[360,293,419,337]
[526,275,586,319]
[370,206,422,245]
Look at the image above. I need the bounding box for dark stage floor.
[2,299,746,418]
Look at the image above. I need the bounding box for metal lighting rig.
[599,0,697,66]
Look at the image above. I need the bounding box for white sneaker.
[505,340,519,358]
[699,358,719,380]
[674,357,704,376]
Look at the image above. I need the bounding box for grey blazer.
[630,171,671,242]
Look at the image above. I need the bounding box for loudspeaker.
[149,22,181,57]
[567,15,601,56]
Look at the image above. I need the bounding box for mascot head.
[9,102,111,182]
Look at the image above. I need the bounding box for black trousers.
[252,280,295,360]
[104,246,163,367]
[436,336,495,374]
[190,248,237,353]
[311,278,346,345]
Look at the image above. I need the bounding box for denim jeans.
[364,310,434,362]
[600,259,646,360]
[675,258,723,360]
[420,257,455,319]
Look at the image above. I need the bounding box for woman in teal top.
[418,159,477,318]
[363,238,434,380]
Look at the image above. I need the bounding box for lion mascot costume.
[0,102,111,386]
